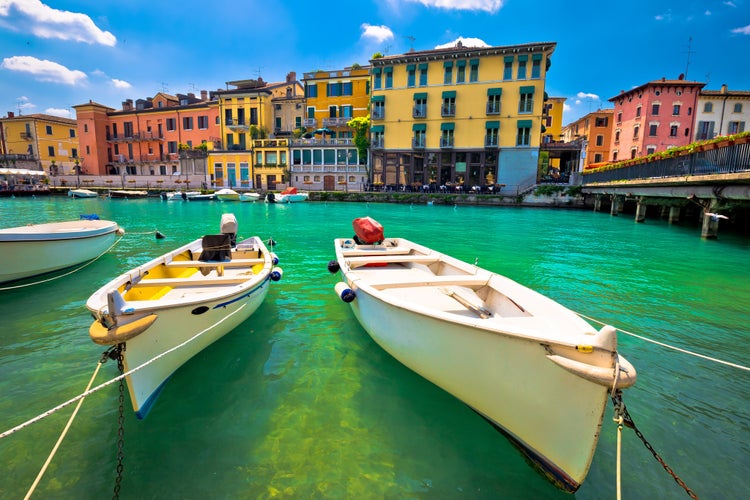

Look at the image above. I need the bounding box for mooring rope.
[0,301,249,440]
[24,362,103,500]
[0,235,124,291]
[578,312,750,372]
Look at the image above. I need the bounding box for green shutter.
[504,56,514,63]
[485,121,500,128]
[373,68,382,75]
[470,58,479,65]
[440,122,455,131]
[384,67,393,74]
[518,55,528,62]
[487,88,503,96]
[517,120,532,128]
[443,61,453,68]
[406,64,416,71]
[412,123,426,131]
[371,95,385,102]
[413,92,428,100]
[441,90,456,98]
[456,60,467,67]
[520,85,535,94]
[371,125,384,133]
[418,63,428,70]
[532,54,542,61]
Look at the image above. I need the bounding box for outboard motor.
[266,192,276,203]
[220,213,238,246]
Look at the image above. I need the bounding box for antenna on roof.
[255,67,265,80]
[683,36,695,79]
[188,83,197,93]
[383,43,391,55]
[406,35,415,51]
[161,82,169,93]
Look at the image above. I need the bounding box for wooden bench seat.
[164,258,265,268]
[367,274,489,290]
[340,248,413,257]
[345,254,439,268]
[134,276,250,287]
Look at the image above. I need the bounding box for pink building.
[608,76,704,161]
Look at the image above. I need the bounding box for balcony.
[20,132,33,140]
[322,117,350,128]
[486,103,501,115]
[484,137,499,148]
[227,119,249,132]
[412,138,426,149]
[413,107,427,119]
[371,109,385,120]
[440,137,454,148]
[303,118,317,128]
[441,105,456,117]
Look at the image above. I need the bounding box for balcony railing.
[20,132,33,140]
[486,103,501,115]
[303,118,317,128]
[371,138,385,149]
[441,105,456,117]
[322,117,350,127]
[412,138,425,149]
[485,137,499,148]
[440,137,454,148]
[371,109,385,120]
[413,107,426,119]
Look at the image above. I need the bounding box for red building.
[608,76,704,161]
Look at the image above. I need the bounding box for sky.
[1,0,749,126]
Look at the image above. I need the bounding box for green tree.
[347,115,370,168]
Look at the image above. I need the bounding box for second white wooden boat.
[329,217,636,492]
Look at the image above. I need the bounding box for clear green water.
[0,197,748,499]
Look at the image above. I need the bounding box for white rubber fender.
[546,353,637,389]
[90,314,158,345]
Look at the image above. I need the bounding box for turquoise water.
[0,196,748,499]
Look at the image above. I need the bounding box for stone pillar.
[610,195,622,216]
[701,213,720,239]
[635,199,647,223]
[593,194,602,212]
[668,206,681,224]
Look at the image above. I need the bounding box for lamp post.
[73,158,80,187]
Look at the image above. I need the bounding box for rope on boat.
[0,301,249,441]
[0,235,124,291]
[578,312,750,372]
[24,361,103,500]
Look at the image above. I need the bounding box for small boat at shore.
[161,191,202,201]
[329,216,636,492]
[86,213,283,418]
[0,217,122,284]
[267,187,308,203]
[109,189,148,199]
[239,192,261,202]
[68,188,98,198]
[215,188,240,201]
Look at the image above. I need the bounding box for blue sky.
[1,0,748,125]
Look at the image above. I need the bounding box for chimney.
[122,99,133,111]
[286,71,297,83]
[201,90,208,100]
[188,92,195,99]
[721,84,728,94]
[7,111,14,118]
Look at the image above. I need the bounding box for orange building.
[562,109,614,168]
[74,91,219,176]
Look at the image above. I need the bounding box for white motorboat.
[161,191,202,201]
[68,188,98,198]
[0,218,121,284]
[239,192,261,202]
[109,190,148,199]
[215,188,240,201]
[329,217,636,492]
[267,187,309,203]
[87,214,283,418]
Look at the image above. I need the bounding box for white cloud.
[731,24,750,35]
[1,56,88,85]
[111,78,131,89]
[16,96,35,111]
[45,107,72,118]
[724,1,736,7]
[406,0,504,13]
[563,103,572,112]
[361,24,394,43]
[705,10,711,15]
[435,37,490,49]
[576,92,600,100]
[0,0,116,46]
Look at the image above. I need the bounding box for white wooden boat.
[215,188,240,201]
[68,188,98,198]
[0,218,121,284]
[87,214,283,418]
[329,217,636,492]
[239,192,261,202]
[161,191,202,201]
[267,187,308,203]
[109,189,148,199]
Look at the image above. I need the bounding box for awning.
[0,168,47,176]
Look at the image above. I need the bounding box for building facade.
[368,41,556,193]
[562,109,614,168]
[288,67,371,191]
[694,85,750,140]
[608,77,704,161]
[0,112,79,174]
[74,91,219,178]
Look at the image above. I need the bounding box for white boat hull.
[332,236,635,492]
[0,220,119,284]
[87,220,280,418]
[68,189,98,198]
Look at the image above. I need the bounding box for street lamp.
[73,158,81,187]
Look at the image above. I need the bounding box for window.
[734,103,743,113]
[646,146,656,155]
[327,82,341,96]
[295,116,302,128]
[633,125,640,139]
[613,151,618,161]
[596,135,604,146]
[649,124,658,136]
[372,98,385,120]
[704,102,713,113]
[728,121,745,134]
[615,130,621,142]
[440,126,454,148]
[673,104,681,116]
[123,122,133,137]
[46,125,52,135]
[617,112,623,123]
[71,147,77,158]
[485,122,499,146]
[371,129,384,148]
[166,118,176,131]
[696,121,715,140]
[531,56,541,79]
[413,127,426,148]
[342,81,353,95]
[407,66,416,87]
[595,117,609,127]
[69,128,76,138]
[373,70,382,90]
[443,62,453,84]
[670,125,678,137]
[384,68,393,89]
[517,55,527,79]
[456,62,466,84]
[652,104,660,115]
[516,120,532,146]
[469,60,479,82]
[442,92,456,117]
[305,84,318,97]
[198,116,208,129]
[168,141,178,153]
[487,89,502,114]
[503,57,513,80]
[413,95,427,118]
[419,64,428,86]
[594,153,603,162]
[250,108,258,125]
[48,145,55,156]
[182,117,193,130]
[636,106,642,117]
[519,87,534,114]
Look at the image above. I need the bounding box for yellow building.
[209,73,303,189]
[0,112,79,174]
[542,96,566,143]
[369,41,556,193]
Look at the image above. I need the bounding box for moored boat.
[215,188,240,201]
[68,188,98,198]
[267,187,308,203]
[239,192,261,202]
[86,213,283,418]
[329,216,636,492]
[0,217,122,284]
[109,189,148,199]
[160,191,202,201]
